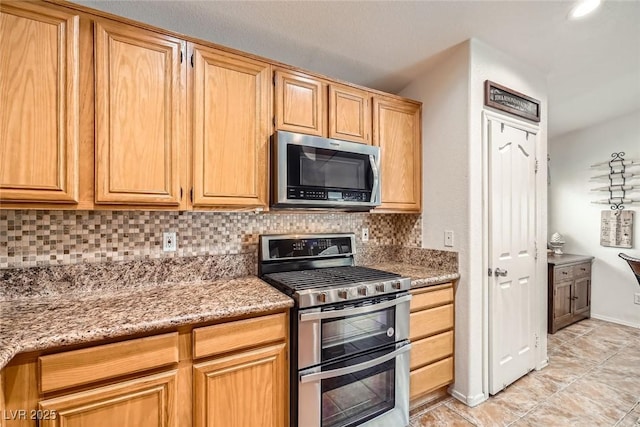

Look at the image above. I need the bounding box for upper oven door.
[273,131,380,209]
[298,293,411,369]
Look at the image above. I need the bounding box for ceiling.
[76,0,640,139]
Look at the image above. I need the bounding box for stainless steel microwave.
[272,131,381,210]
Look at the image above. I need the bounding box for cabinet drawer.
[410,357,453,399]
[554,265,573,282]
[39,332,179,393]
[409,304,454,340]
[410,285,453,312]
[193,312,286,359]
[573,263,591,278]
[410,330,453,370]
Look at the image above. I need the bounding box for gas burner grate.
[264,266,400,291]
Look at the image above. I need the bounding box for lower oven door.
[298,293,411,369]
[298,341,411,427]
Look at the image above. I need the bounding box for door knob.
[495,268,508,277]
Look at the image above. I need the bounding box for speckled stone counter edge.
[0,277,293,370]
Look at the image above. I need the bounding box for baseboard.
[449,388,487,407]
[536,358,549,370]
[591,313,640,329]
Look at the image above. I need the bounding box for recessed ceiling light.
[569,0,602,19]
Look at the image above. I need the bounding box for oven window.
[321,348,395,427]
[287,145,371,190]
[321,302,395,362]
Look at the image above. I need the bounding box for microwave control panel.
[287,187,371,202]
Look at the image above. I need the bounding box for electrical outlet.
[163,232,177,252]
[444,230,454,247]
[361,228,369,242]
[635,293,640,305]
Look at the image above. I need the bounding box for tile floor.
[410,318,640,427]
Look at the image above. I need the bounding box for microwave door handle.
[299,343,411,384]
[370,154,380,203]
[299,294,412,322]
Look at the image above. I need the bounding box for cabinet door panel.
[0,2,79,202]
[329,84,370,144]
[373,98,421,212]
[573,277,590,317]
[95,21,183,205]
[274,70,325,136]
[193,343,285,427]
[191,46,269,208]
[39,371,178,427]
[553,281,573,327]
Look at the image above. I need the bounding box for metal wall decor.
[590,152,639,210]
[484,80,541,123]
[591,152,638,248]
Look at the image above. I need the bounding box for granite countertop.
[0,276,293,370]
[0,257,458,370]
[367,262,460,288]
[547,253,595,266]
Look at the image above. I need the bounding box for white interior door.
[488,117,537,395]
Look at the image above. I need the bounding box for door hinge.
[273,116,276,127]
[535,334,539,348]
[535,158,539,173]
[190,54,194,67]
[534,241,538,260]
[488,268,493,277]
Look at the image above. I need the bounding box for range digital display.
[268,236,353,259]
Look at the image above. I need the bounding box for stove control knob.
[338,290,348,299]
[392,280,402,290]
[317,292,327,303]
[358,286,368,296]
[376,283,385,292]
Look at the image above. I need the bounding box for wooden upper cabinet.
[190,45,270,208]
[274,70,326,137]
[373,97,422,212]
[0,2,79,203]
[328,84,371,144]
[94,20,185,205]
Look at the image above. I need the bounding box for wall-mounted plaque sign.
[600,210,633,248]
[485,80,541,123]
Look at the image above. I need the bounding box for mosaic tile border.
[0,210,422,269]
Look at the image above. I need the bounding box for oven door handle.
[299,343,411,384]
[299,294,412,322]
[370,154,380,204]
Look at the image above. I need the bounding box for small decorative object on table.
[549,232,566,255]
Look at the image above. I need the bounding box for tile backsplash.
[0,210,421,269]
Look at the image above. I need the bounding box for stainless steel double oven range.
[259,233,412,427]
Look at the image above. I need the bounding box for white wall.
[549,109,640,328]
[399,41,477,402]
[400,38,548,407]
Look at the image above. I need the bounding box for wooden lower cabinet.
[0,310,288,427]
[193,343,286,427]
[39,371,178,427]
[409,283,455,406]
[548,255,594,333]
